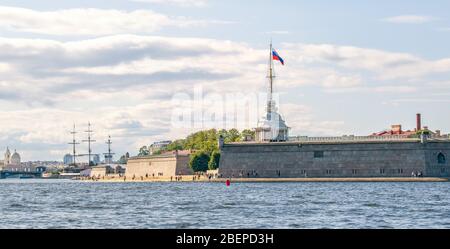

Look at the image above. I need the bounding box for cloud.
[381,15,435,24]
[283,43,450,81]
[0,6,221,35]
[1,34,450,160]
[131,0,208,7]
[264,31,291,35]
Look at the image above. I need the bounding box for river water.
[0,179,449,228]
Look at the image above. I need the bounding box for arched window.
[438,153,446,164]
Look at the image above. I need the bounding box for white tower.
[255,43,289,142]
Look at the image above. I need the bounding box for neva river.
[0,179,449,229]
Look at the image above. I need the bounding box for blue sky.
[1,0,450,161]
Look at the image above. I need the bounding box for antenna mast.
[68,124,80,166]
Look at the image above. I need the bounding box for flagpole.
[268,41,274,113]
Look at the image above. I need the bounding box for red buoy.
[226,179,231,186]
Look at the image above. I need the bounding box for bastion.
[218,138,450,178]
[126,150,193,178]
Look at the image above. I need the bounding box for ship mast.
[103,135,115,164]
[82,122,96,166]
[68,123,79,166]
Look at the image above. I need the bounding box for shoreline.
[80,176,450,183]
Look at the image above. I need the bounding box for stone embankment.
[80,176,449,183]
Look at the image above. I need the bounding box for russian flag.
[272,49,284,65]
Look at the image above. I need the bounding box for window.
[438,153,446,164]
[352,169,358,175]
[380,169,385,174]
[326,169,332,175]
[314,151,324,158]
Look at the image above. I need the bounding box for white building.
[1,147,30,172]
[149,140,172,155]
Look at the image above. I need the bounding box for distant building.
[90,165,114,178]
[63,154,73,165]
[1,147,34,172]
[370,114,446,138]
[93,154,100,165]
[3,147,21,166]
[149,140,172,155]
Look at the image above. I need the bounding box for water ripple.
[0,179,450,228]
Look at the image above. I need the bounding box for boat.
[41,172,59,179]
[19,175,34,179]
[59,172,80,179]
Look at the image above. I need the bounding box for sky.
[1,0,450,161]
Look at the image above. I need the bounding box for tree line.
[137,129,255,172]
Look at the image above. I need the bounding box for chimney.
[416,113,421,131]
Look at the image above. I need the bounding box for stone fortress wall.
[126,152,193,178]
[218,139,450,178]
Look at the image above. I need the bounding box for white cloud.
[381,15,435,24]
[373,86,418,93]
[283,43,450,81]
[1,34,450,160]
[0,6,220,35]
[264,31,291,35]
[131,0,208,7]
[322,74,362,88]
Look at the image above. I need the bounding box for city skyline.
[1,0,450,161]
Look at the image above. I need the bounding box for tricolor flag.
[272,49,284,65]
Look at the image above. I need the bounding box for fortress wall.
[126,156,177,178]
[218,141,450,178]
[175,155,194,175]
[424,143,450,177]
[126,154,193,178]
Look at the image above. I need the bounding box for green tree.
[208,151,221,170]
[118,153,129,164]
[138,146,149,156]
[225,128,241,143]
[189,151,210,172]
[166,139,185,151]
[241,129,255,141]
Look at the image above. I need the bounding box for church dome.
[11,150,21,165]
